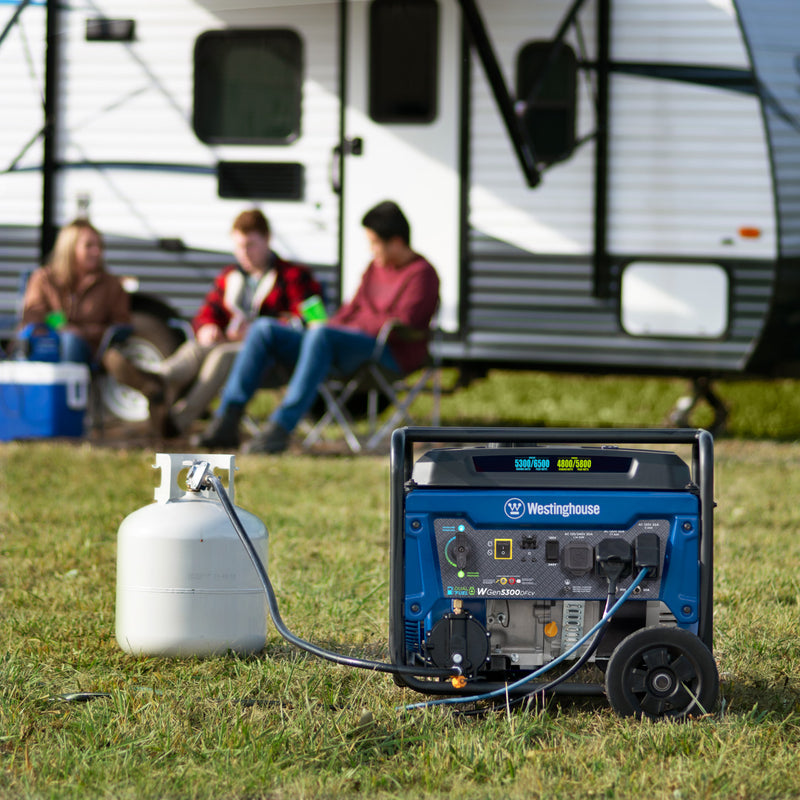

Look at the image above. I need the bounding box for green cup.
[45,310,67,330]
[299,295,327,323]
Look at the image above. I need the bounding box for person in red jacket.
[156,209,321,436]
[197,200,439,454]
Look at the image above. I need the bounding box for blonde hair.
[47,219,105,287]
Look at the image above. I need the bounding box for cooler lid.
[0,361,90,384]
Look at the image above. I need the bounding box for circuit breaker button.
[494,539,512,559]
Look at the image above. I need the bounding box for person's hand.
[226,322,250,342]
[196,323,225,347]
[225,313,249,341]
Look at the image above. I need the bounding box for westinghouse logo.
[505,499,601,519]
[503,497,525,519]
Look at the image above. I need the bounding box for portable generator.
[389,427,718,718]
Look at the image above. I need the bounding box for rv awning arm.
[0,0,34,50]
[456,0,541,188]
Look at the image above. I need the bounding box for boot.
[243,420,290,455]
[192,404,243,449]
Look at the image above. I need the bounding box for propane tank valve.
[186,460,214,491]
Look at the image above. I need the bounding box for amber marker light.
[738,226,762,238]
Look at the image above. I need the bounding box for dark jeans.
[217,318,400,433]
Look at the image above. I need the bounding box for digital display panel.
[472,454,633,474]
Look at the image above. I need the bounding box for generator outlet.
[635,532,660,577]
[562,541,594,576]
[595,538,632,580]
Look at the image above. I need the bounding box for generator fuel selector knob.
[455,537,471,570]
[445,528,472,571]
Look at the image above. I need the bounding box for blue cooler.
[0,361,90,440]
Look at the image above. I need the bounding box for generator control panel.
[434,516,670,601]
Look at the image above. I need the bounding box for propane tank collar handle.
[153,453,237,503]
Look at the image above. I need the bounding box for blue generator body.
[389,428,717,718]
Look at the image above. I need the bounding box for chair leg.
[431,365,441,427]
[302,381,363,453]
[364,366,437,452]
[367,386,379,438]
[88,374,105,438]
[303,361,441,454]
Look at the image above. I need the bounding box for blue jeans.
[60,332,93,364]
[218,318,401,433]
[61,324,133,366]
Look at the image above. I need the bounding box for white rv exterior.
[2,0,799,378]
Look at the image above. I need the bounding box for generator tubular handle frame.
[388,426,714,681]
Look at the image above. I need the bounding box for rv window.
[194,29,302,144]
[516,41,577,164]
[369,0,438,123]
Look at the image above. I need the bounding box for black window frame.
[193,28,303,145]
[369,0,439,124]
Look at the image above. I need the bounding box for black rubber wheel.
[101,312,181,422]
[130,311,181,358]
[605,626,718,720]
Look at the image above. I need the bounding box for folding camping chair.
[301,318,442,453]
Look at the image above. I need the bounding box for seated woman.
[20,218,165,429]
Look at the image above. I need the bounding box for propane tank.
[116,453,268,657]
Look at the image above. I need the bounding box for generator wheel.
[101,312,181,422]
[605,626,718,720]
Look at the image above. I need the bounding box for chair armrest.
[370,319,429,361]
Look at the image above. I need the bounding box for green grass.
[249,369,800,441]
[2,371,800,799]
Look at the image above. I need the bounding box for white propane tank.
[115,453,268,657]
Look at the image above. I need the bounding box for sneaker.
[243,421,290,454]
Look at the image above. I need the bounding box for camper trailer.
[1,0,799,422]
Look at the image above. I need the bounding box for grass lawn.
[1,370,799,799]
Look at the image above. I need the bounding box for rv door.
[339,0,461,331]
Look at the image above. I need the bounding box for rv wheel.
[101,312,181,423]
[605,626,718,720]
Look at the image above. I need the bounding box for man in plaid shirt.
[155,209,321,436]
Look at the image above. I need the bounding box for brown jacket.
[22,266,131,355]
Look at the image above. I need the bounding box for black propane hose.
[196,466,459,680]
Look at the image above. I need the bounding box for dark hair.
[232,209,270,237]
[361,200,410,245]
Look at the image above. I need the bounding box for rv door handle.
[330,138,364,193]
[344,137,363,156]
